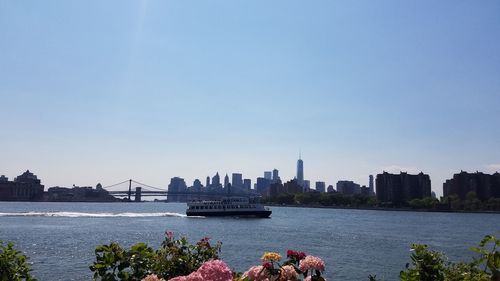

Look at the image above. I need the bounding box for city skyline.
[2,154,499,197]
[1,1,500,197]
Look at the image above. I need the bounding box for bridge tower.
[135,186,142,202]
[128,179,132,201]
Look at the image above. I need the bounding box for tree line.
[260,191,500,211]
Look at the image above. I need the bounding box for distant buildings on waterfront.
[376,172,431,206]
[166,171,255,202]
[443,171,500,201]
[0,170,117,202]
[47,183,117,202]
[0,170,44,201]
[2,157,500,206]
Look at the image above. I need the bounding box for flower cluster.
[244,250,326,281]
[279,265,298,281]
[299,255,325,273]
[243,265,269,281]
[286,250,306,261]
[261,252,282,262]
[137,235,326,281]
[164,260,232,281]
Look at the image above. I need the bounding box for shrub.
[395,234,499,281]
[89,232,221,281]
[0,241,36,281]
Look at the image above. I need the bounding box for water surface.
[0,202,498,280]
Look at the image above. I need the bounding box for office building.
[256,177,271,196]
[337,180,361,195]
[303,180,310,191]
[224,174,230,188]
[212,172,220,187]
[315,181,326,193]
[167,177,188,202]
[272,169,279,182]
[192,179,203,192]
[232,173,243,188]
[243,179,251,191]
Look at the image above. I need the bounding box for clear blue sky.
[1,1,499,196]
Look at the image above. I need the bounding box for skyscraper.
[272,169,279,182]
[369,175,375,195]
[256,177,271,196]
[297,154,304,187]
[264,171,272,180]
[315,181,326,193]
[232,173,243,188]
[243,179,251,191]
[224,174,230,188]
[167,177,187,202]
[212,172,220,187]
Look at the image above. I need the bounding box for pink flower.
[167,277,186,281]
[142,274,166,281]
[185,271,204,281]
[243,265,269,281]
[279,265,298,281]
[168,260,232,281]
[196,260,233,281]
[299,255,325,272]
[165,231,174,239]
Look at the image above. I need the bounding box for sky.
[1,1,499,196]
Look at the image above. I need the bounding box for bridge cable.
[131,180,166,191]
[102,180,130,189]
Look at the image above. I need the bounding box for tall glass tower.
[297,153,304,187]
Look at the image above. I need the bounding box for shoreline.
[263,202,500,214]
[1,200,499,214]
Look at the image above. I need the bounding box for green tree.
[275,193,295,205]
[465,192,481,211]
[447,194,463,210]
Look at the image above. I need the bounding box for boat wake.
[0,211,189,218]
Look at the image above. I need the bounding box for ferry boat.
[186,197,272,218]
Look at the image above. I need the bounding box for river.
[0,202,498,280]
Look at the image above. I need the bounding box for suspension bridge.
[101,179,259,202]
